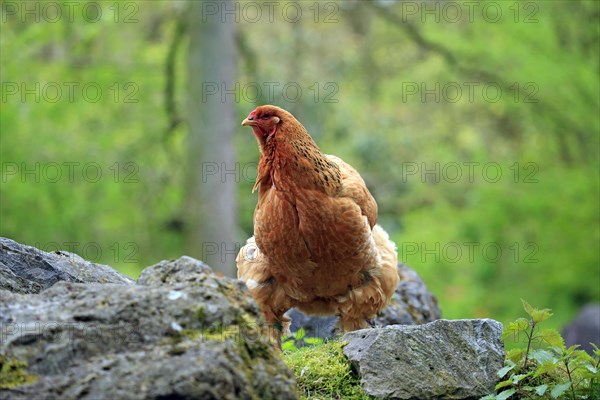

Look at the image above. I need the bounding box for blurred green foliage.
[0,1,598,331]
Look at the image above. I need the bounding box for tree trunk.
[185,1,239,276]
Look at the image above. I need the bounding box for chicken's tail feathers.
[236,236,265,281]
[335,225,399,331]
[372,224,400,303]
[236,236,251,279]
[236,236,284,302]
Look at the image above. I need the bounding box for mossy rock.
[1,255,297,399]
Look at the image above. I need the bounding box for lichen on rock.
[0,356,38,389]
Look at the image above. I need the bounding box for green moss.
[195,306,206,321]
[180,328,204,340]
[233,310,257,330]
[239,339,272,364]
[179,327,229,343]
[162,326,229,348]
[236,336,284,400]
[0,356,38,389]
[282,340,373,400]
[172,316,286,400]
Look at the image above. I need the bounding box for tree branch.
[367,2,591,164]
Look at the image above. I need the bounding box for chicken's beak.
[241,118,255,126]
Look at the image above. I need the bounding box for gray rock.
[137,255,216,287]
[377,262,442,325]
[562,304,600,355]
[286,308,338,341]
[0,237,134,294]
[1,256,297,399]
[343,319,504,399]
[286,262,441,341]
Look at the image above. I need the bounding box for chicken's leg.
[263,307,291,350]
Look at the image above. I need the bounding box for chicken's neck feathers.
[256,127,342,197]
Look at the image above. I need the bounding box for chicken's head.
[241,105,285,143]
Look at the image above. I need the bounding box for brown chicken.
[236,105,399,346]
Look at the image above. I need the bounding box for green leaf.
[282,340,297,351]
[479,395,497,400]
[585,364,598,374]
[537,329,565,348]
[502,318,530,341]
[572,348,594,362]
[506,348,526,364]
[590,342,600,357]
[522,299,535,317]
[535,384,548,395]
[521,299,553,323]
[495,379,514,391]
[495,388,516,400]
[498,360,516,378]
[295,328,306,340]
[531,308,553,324]
[530,349,556,365]
[550,345,566,356]
[534,360,559,378]
[511,373,530,384]
[550,381,571,398]
[564,344,581,355]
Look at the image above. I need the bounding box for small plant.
[281,328,324,351]
[482,300,600,400]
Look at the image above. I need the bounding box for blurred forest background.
[1,0,598,332]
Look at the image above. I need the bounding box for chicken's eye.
[260,115,271,120]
